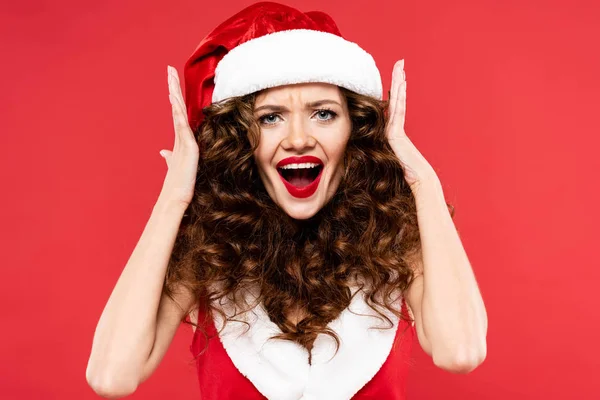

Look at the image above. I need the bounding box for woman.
[86,2,487,399]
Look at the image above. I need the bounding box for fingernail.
[159,150,166,158]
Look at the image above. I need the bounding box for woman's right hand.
[158,65,199,209]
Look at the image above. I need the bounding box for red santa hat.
[183,1,383,132]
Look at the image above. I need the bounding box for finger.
[168,88,181,150]
[169,66,188,122]
[167,67,182,150]
[167,67,186,118]
[168,67,195,145]
[172,68,186,109]
[388,59,404,130]
[390,62,406,132]
[398,79,406,130]
[160,149,172,168]
[396,66,407,130]
[167,75,193,148]
[388,60,402,128]
[169,95,196,147]
[170,93,194,146]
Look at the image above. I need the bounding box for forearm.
[87,197,187,389]
[413,179,487,368]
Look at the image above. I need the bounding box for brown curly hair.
[162,86,454,364]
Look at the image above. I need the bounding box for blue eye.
[259,113,281,125]
[314,109,337,121]
[258,109,338,125]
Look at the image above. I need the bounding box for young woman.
[86,2,487,399]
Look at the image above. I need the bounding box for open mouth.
[277,163,324,188]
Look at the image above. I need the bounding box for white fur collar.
[211,286,402,400]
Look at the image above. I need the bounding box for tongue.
[288,169,314,188]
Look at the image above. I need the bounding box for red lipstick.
[276,155,323,168]
[276,155,324,199]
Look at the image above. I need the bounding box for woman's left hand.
[386,59,439,193]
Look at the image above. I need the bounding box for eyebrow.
[254,99,342,113]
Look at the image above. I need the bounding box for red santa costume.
[183,2,417,399]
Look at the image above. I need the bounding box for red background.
[1,0,599,398]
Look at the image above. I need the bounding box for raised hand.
[386,59,437,193]
[158,65,200,209]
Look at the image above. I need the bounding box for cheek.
[323,134,350,162]
[253,134,277,170]
[328,120,351,154]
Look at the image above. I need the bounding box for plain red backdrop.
[1,0,599,398]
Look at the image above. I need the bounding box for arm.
[86,198,196,399]
[385,59,487,374]
[87,65,200,398]
[404,178,488,374]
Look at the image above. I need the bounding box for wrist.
[413,179,446,210]
[411,172,442,196]
[154,195,189,216]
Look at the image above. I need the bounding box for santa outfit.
[183,2,416,399]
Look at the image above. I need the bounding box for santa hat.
[183,1,383,132]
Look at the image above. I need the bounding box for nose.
[282,114,316,151]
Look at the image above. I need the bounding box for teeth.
[280,162,321,170]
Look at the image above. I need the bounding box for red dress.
[190,289,415,400]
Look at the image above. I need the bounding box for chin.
[279,200,323,220]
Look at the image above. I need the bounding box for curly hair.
[162,86,455,364]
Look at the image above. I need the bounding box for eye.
[314,109,337,122]
[258,113,282,125]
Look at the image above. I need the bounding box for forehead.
[254,82,343,105]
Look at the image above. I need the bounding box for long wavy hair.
[163,86,455,363]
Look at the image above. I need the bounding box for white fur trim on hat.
[212,29,383,102]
